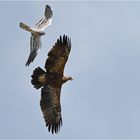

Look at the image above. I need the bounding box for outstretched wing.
[40,85,62,134]
[35,5,53,31]
[26,34,41,66]
[45,35,71,75]
[19,22,33,32]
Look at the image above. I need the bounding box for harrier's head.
[41,31,46,36]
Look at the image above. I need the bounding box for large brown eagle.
[31,35,72,134]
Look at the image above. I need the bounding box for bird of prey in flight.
[19,5,53,66]
[31,35,73,134]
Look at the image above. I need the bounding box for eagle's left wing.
[35,5,53,31]
[40,85,62,134]
[26,34,41,66]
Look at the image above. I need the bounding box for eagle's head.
[62,76,73,83]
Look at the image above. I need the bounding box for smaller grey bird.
[20,5,53,66]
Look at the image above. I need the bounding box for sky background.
[1,1,140,139]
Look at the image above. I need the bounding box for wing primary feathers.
[45,5,53,20]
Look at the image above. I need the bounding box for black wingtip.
[19,22,22,27]
[45,4,53,18]
[25,55,32,66]
[25,62,29,66]
[59,34,71,50]
[25,59,33,67]
[46,5,51,9]
[25,59,31,66]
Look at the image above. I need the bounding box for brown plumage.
[31,35,72,134]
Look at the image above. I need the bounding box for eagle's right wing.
[25,34,41,66]
[40,85,62,134]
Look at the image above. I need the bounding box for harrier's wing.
[19,22,33,32]
[40,85,62,134]
[26,34,41,66]
[45,35,71,75]
[35,5,53,31]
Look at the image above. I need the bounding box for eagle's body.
[31,35,72,134]
[20,5,53,66]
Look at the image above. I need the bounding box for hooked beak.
[71,78,74,81]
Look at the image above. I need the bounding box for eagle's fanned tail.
[31,67,46,89]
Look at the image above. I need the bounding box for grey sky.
[1,1,140,139]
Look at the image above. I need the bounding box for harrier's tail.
[31,67,46,89]
[19,22,33,32]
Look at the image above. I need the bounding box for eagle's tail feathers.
[31,67,46,89]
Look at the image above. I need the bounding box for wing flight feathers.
[35,5,53,30]
[25,35,41,66]
[40,85,62,134]
[45,35,71,74]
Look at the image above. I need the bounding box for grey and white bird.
[20,5,53,66]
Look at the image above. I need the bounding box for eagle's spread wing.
[26,34,41,66]
[35,5,53,31]
[40,85,62,134]
[45,35,71,75]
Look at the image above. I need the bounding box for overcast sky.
[1,1,140,139]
